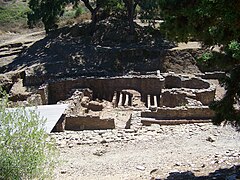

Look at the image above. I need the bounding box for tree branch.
[81,0,94,13]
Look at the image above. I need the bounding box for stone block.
[38,84,49,105]
[141,106,215,120]
[196,88,216,105]
[88,101,104,111]
[160,89,191,107]
[164,75,182,88]
[65,115,115,130]
[182,77,210,89]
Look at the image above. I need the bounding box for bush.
[75,6,85,18]
[0,91,57,180]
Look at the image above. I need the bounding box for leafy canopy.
[28,0,124,31]
[159,0,240,128]
[27,0,162,32]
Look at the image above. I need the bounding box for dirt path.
[52,117,240,180]
[0,30,45,46]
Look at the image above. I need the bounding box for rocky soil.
[0,30,45,67]
[52,112,240,180]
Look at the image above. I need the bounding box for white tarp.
[5,104,68,133]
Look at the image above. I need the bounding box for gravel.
[52,111,240,180]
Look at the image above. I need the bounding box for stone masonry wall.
[48,76,164,104]
[141,106,215,120]
[65,115,115,130]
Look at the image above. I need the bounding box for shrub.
[0,91,57,180]
[75,6,85,18]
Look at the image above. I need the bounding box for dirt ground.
[52,122,240,180]
[50,69,239,180]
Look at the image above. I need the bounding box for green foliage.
[0,91,57,180]
[75,6,86,17]
[28,0,69,31]
[196,51,236,72]
[210,66,240,128]
[101,0,125,16]
[138,0,161,21]
[159,0,240,45]
[227,40,240,60]
[27,0,163,32]
[27,0,115,31]
[197,52,213,64]
[159,0,240,128]
[0,2,30,26]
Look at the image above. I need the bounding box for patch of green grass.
[58,5,90,27]
[74,6,87,17]
[60,5,88,20]
[0,2,30,25]
[0,1,90,32]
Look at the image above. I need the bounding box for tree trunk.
[129,0,134,35]
[81,0,100,33]
[90,6,100,34]
[123,0,135,34]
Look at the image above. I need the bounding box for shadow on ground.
[0,18,208,82]
[153,165,240,180]
[0,19,174,77]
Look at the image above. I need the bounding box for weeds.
[0,1,30,31]
[0,91,57,180]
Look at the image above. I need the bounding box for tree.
[138,0,162,27]
[122,0,136,34]
[122,0,162,34]
[28,0,123,32]
[27,0,161,34]
[80,0,122,32]
[158,0,240,128]
[28,0,71,32]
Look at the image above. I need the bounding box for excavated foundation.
[8,71,221,131]
[26,72,216,131]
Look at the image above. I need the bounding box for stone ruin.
[6,71,224,132]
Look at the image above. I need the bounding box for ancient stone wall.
[162,73,210,89]
[159,87,215,107]
[195,89,216,105]
[65,115,115,130]
[47,76,164,104]
[195,71,226,80]
[42,72,216,111]
[141,106,215,120]
[164,74,182,88]
[24,71,218,130]
[159,73,215,107]
[38,84,49,105]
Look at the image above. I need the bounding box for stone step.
[141,117,212,126]
[0,41,34,57]
[141,106,215,120]
[0,50,22,58]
